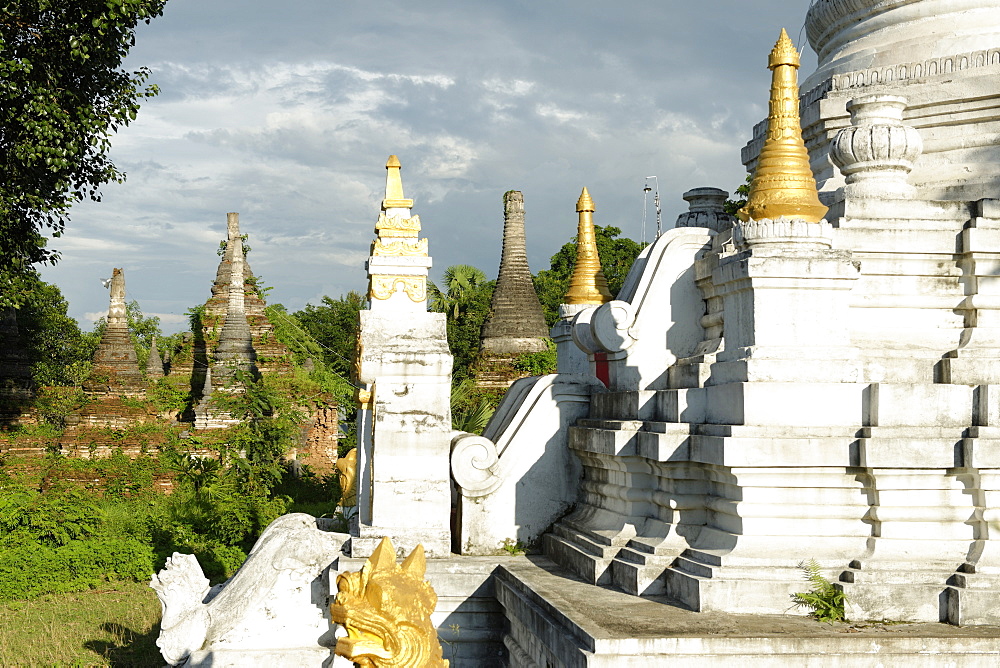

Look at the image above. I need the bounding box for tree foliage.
[15,273,95,386]
[293,291,366,380]
[723,173,752,216]
[533,225,646,327]
[0,0,167,306]
[429,264,488,320]
[429,266,494,383]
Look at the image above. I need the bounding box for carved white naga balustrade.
[570,226,717,391]
[450,373,605,555]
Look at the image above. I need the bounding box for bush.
[195,543,247,580]
[147,378,189,414]
[511,339,558,376]
[0,537,154,601]
[33,386,89,428]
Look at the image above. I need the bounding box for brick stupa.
[477,190,550,389]
[87,268,143,393]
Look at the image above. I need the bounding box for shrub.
[0,537,154,601]
[511,339,557,376]
[147,378,189,413]
[33,386,89,428]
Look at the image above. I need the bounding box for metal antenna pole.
[642,181,651,245]
[646,175,661,239]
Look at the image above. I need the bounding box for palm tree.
[429,264,487,320]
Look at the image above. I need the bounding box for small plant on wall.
[790,558,846,622]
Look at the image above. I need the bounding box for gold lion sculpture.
[330,536,448,667]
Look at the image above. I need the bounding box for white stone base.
[184,648,344,667]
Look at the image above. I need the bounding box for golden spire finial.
[738,30,827,224]
[382,154,414,210]
[564,187,613,305]
[768,28,800,69]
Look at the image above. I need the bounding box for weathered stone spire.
[213,230,257,385]
[739,29,827,224]
[208,212,263,317]
[564,187,612,305]
[146,335,164,378]
[481,191,549,354]
[91,268,142,386]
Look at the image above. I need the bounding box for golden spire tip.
[769,28,800,69]
[565,187,612,305]
[739,29,825,223]
[382,154,413,210]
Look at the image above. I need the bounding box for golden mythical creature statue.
[330,536,448,667]
[336,447,357,508]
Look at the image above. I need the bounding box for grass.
[0,581,162,667]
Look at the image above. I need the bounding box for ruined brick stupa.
[481,191,549,354]
[476,190,551,388]
[88,268,142,391]
[195,215,258,429]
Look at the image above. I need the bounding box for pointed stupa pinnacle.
[481,190,549,353]
[227,211,240,241]
[382,155,414,211]
[107,268,127,326]
[738,29,827,224]
[202,362,212,397]
[213,227,257,382]
[146,335,164,378]
[564,188,613,305]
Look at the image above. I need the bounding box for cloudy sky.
[40,0,820,334]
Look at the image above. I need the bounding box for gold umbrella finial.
[564,187,613,305]
[738,30,827,224]
[382,154,414,210]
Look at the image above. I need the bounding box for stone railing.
[450,373,604,554]
[570,226,715,391]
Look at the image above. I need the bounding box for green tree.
[429,265,488,319]
[0,0,167,307]
[533,225,646,327]
[724,173,752,216]
[428,266,494,383]
[294,291,366,379]
[265,302,355,422]
[15,272,95,386]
